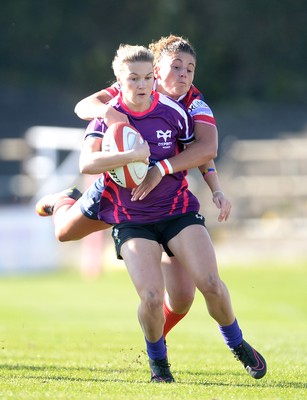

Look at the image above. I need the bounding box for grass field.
[0,260,306,399]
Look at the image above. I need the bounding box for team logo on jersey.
[156,130,172,149]
[189,99,213,117]
[157,130,171,141]
[189,99,206,110]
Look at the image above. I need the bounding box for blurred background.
[1,0,306,275]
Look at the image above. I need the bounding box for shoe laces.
[155,358,171,369]
[150,358,172,377]
[233,343,253,363]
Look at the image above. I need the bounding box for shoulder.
[105,82,120,98]
[107,92,121,107]
[157,93,190,118]
[181,86,216,126]
[189,84,205,100]
[181,85,213,112]
[180,85,205,107]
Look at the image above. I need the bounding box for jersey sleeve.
[182,85,216,127]
[105,82,120,99]
[189,99,216,126]
[84,118,105,140]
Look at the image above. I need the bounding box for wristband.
[155,159,173,177]
[202,168,217,180]
[212,190,224,197]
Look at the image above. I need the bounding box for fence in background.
[1,126,306,272]
[0,126,84,273]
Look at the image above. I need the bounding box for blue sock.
[219,319,243,348]
[145,335,166,360]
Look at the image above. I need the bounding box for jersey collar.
[118,91,159,116]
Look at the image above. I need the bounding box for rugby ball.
[102,122,148,188]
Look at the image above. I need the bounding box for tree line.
[1,0,306,104]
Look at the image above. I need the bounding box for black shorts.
[112,212,206,259]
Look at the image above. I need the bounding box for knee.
[181,286,195,304]
[198,274,223,298]
[55,227,71,242]
[141,290,164,313]
[168,288,195,314]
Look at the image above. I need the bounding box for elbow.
[195,139,218,164]
[74,102,81,118]
[206,140,218,161]
[79,164,89,175]
[79,160,88,175]
[79,163,99,175]
[74,102,90,120]
[201,147,218,164]
[209,147,218,160]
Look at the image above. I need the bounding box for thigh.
[121,238,164,298]
[57,200,110,240]
[167,225,219,285]
[160,212,206,257]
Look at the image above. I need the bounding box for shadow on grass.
[1,363,306,389]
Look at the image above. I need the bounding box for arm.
[74,90,111,120]
[131,121,218,200]
[169,122,231,221]
[77,93,217,170]
[200,161,232,222]
[79,136,150,175]
[74,89,129,125]
[165,122,218,173]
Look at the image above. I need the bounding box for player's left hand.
[131,167,162,201]
[212,191,232,222]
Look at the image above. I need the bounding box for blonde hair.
[112,44,154,78]
[149,35,196,66]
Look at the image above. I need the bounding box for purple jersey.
[85,91,200,224]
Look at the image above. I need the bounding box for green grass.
[0,261,306,399]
